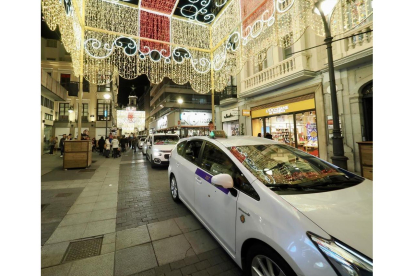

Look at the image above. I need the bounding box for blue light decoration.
[104,110,108,118]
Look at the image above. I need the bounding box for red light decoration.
[240,0,274,37]
[140,0,178,15]
[139,10,171,56]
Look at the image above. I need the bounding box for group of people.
[95,134,139,158]
[257,133,273,139]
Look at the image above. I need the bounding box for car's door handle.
[238,208,250,216]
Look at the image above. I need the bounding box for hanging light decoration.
[41,0,373,94]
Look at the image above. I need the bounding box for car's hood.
[152,144,176,151]
[280,179,373,259]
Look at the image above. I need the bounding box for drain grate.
[79,169,96,173]
[55,193,73,198]
[41,204,49,211]
[62,237,103,263]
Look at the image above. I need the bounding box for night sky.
[41,16,150,108]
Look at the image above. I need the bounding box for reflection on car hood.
[280,179,373,258]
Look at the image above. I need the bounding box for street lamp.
[314,0,348,169]
[104,93,111,137]
[177,98,183,138]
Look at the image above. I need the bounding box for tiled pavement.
[41,149,243,276]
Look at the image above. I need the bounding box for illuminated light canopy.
[42,0,373,94]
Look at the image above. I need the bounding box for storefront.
[150,111,212,137]
[221,107,239,136]
[251,94,319,156]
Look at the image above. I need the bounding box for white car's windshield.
[228,144,364,194]
[154,135,179,145]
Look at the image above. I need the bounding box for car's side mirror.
[211,174,234,189]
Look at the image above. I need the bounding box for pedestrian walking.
[49,136,56,155]
[104,136,111,158]
[120,135,126,152]
[129,134,133,148]
[59,134,66,157]
[132,135,138,152]
[111,136,120,158]
[92,137,96,152]
[98,136,105,155]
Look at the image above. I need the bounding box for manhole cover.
[41,204,49,211]
[62,237,103,263]
[79,169,96,173]
[55,193,73,197]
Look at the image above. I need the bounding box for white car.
[138,137,146,149]
[146,133,180,168]
[168,134,373,276]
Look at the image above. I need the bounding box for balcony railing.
[344,21,373,55]
[41,70,68,101]
[242,53,310,94]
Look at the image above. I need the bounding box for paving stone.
[101,242,116,254]
[195,260,210,271]
[148,219,182,241]
[208,256,224,266]
[181,264,198,275]
[41,262,73,276]
[79,190,100,197]
[184,229,219,255]
[94,200,118,211]
[152,234,192,266]
[174,215,203,233]
[103,232,116,244]
[154,264,172,275]
[59,212,92,227]
[97,193,118,202]
[90,207,117,222]
[83,219,116,237]
[116,225,151,250]
[137,269,156,276]
[67,203,95,214]
[206,264,224,276]
[191,270,209,276]
[41,241,70,268]
[165,270,183,276]
[115,243,158,276]
[69,252,114,276]
[170,260,186,270]
[46,223,88,244]
[184,255,200,266]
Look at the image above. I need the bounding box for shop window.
[295,111,319,156]
[266,115,295,147]
[201,142,259,200]
[183,140,203,164]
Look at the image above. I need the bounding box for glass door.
[267,115,295,146]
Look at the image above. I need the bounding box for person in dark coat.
[265,133,273,139]
[120,135,126,152]
[98,136,105,155]
[59,134,66,157]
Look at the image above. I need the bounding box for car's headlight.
[308,233,373,276]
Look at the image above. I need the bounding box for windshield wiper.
[266,184,305,191]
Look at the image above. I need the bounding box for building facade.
[149,79,215,137]
[41,37,119,151]
[215,15,373,173]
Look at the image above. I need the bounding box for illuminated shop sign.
[251,99,315,118]
[181,112,212,126]
[222,108,239,122]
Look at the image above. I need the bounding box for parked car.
[138,137,146,149]
[168,133,373,276]
[146,133,180,168]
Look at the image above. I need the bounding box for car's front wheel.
[170,176,180,202]
[246,243,296,276]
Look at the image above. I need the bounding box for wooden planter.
[357,141,373,180]
[63,140,92,169]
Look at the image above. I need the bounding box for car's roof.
[186,136,280,147]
